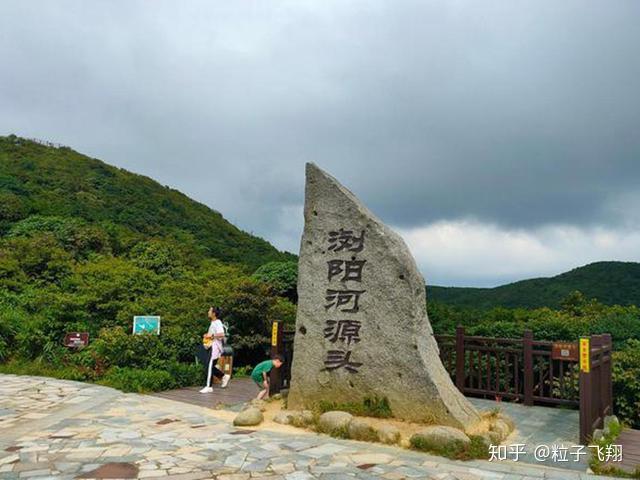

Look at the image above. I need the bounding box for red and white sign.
[63,332,89,348]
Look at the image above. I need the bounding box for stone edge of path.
[146,393,598,480]
[1,375,605,479]
[0,374,121,449]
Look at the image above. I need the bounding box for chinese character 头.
[323,349,363,373]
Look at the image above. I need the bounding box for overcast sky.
[1,1,639,287]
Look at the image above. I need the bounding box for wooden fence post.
[523,330,534,406]
[269,321,284,394]
[455,326,465,391]
[579,335,592,444]
[603,333,613,417]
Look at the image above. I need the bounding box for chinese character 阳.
[327,259,366,282]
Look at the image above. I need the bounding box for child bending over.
[251,355,284,400]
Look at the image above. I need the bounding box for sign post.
[133,316,161,335]
[269,321,284,394]
[579,337,590,373]
[579,336,592,444]
[63,332,89,349]
[552,341,579,361]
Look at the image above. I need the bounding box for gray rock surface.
[491,419,511,440]
[273,411,295,425]
[592,428,604,442]
[317,411,353,434]
[376,424,401,445]
[347,418,378,441]
[411,426,471,451]
[273,410,315,427]
[287,163,480,429]
[233,407,264,426]
[604,415,620,434]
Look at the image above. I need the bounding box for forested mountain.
[0,135,298,390]
[428,261,640,309]
[0,135,293,268]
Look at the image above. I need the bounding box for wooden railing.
[435,327,580,407]
[270,322,613,444]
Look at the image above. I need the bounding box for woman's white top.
[207,319,225,359]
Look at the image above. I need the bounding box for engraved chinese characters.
[323,230,366,373]
[287,163,480,429]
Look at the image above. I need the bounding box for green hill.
[0,135,293,269]
[428,261,640,309]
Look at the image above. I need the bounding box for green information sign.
[133,316,161,335]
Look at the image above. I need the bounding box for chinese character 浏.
[328,229,365,253]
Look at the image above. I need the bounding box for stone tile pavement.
[0,375,610,479]
[469,399,586,471]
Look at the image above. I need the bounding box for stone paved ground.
[469,399,586,471]
[0,375,610,480]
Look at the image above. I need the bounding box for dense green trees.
[0,135,293,267]
[0,223,297,390]
[1,135,638,429]
[428,261,640,309]
[0,135,298,391]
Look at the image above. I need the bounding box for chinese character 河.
[325,289,365,313]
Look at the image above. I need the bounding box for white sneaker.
[220,374,231,388]
[199,386,213,393]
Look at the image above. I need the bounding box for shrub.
[410,434,489,460]
[99,367,176,393]
[612,340,640,428]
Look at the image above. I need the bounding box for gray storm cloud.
[1,0,639,286]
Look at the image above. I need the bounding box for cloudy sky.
[1,1,639,287]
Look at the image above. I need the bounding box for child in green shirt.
[251,355,284,400]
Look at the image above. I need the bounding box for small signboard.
[579,337,590,373]
[271,321,279,347]
[551,341,579,361]
[133,316,161,335]
[63,332,89,348]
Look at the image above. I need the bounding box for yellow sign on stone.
[580,338,590,373]
[271,322,279,347]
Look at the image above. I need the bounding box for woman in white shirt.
[200,306,231,393]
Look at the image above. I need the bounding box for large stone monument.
[287,163,480,429]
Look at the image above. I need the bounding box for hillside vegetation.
[0,135,297,392]
[0,135,293,268]
[428,261,640,309]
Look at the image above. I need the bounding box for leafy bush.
[253,261,298,302]
[410,434,489,460]
[99,367,176,393]
[612,340,640,428]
